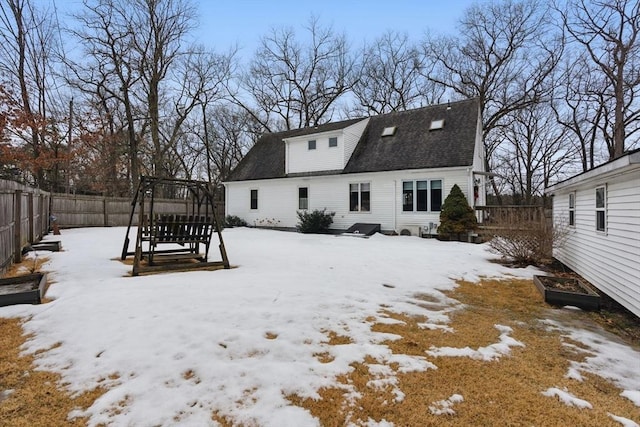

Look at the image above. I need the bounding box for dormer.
[284,118,369,175]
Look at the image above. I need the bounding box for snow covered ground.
[1,227,639,426]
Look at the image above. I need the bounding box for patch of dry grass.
[289,279,640,426]
[0,318,106,427]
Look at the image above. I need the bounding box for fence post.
[28,192,34,243]
[104,197,108,226]
[14,190,22,264]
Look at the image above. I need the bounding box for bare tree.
[422,0,562,201]
[131,0,196,179]
[234,16,357,131]
[69,0,235,193]
[495,103,576,203]
[552,54,609,172]
[0,0,67,190]
[351,31,427,115]
[69,0,148,193]
[559,0,640,159]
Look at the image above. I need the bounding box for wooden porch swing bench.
[141,213,213,259]
[121,176,230,276]
[133,213,226,275]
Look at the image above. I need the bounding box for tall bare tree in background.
[351,31,427,115]
[0,0,68,190]
[233,16,357,131]
[552,54,607,172]
[422,0,562,201]
[559,0,640,160]
[69,0,235,194]
[495,103,575,203]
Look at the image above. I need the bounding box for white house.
[546,149,640,318]
[224,98,486,236]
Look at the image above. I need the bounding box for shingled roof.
[226,98,480,182]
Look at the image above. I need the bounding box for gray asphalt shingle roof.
[226,98,480,182]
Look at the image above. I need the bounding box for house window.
[402,179,443,212]
[250,189,258,210]
[329,137,338,147]
[350,183,370,212]
[595,186,606,232]
[569,192,575,227]
[299,187,308,210]
[430,180,442,212]
[402,181,413,211]
[308,140,316,150]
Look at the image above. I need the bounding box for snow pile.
[608,413,640,427]
[541,319,640,407]
[429,393,464,415]
[541,387,592,409]
[425,324,525,361]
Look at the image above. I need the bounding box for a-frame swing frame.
[121,176,230,276]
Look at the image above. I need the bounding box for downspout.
[393,180,397,233]
[284,140,289,175]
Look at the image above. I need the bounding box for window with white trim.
[349,183,370,212]
[308,140,316,150]
[402,179,443,212]
[329,137,338,147]
[250,189,258,210]
[568,192,575,227]
[299,187,308,210]
[595,186,606,232]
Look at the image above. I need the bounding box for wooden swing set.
[120,176,230,276]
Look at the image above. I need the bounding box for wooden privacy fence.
[0,181,225,277]
[0,180,51,276]
[51,194,225,228]
[476,205,551,230]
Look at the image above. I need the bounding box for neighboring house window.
[402,179,443,212]
[299,187,308,210]
[350,183,370,212]
[329,137,338,147]
[308,140,316,150]
[595,186,606,232]
[250,189,258,210]
[569,192,575,226]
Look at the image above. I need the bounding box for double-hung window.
[568,192,575,227]
[402,179,443,212]
[308,140,316,150]
[350,183,370,212]
[250,189,258,210]
[595,186,606,232]
[299,187,308,210]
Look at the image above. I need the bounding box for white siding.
[286,134,344,174]
[226,166,472,234]
[471,109,487,207]
[343,119,370,166]
[285,119,369,174]
[551,167,640,317]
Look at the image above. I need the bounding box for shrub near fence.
[0,180,51,276]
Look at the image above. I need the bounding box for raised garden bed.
[28,241,61,252]
[533,275,600,311]
[0,273,47,307]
